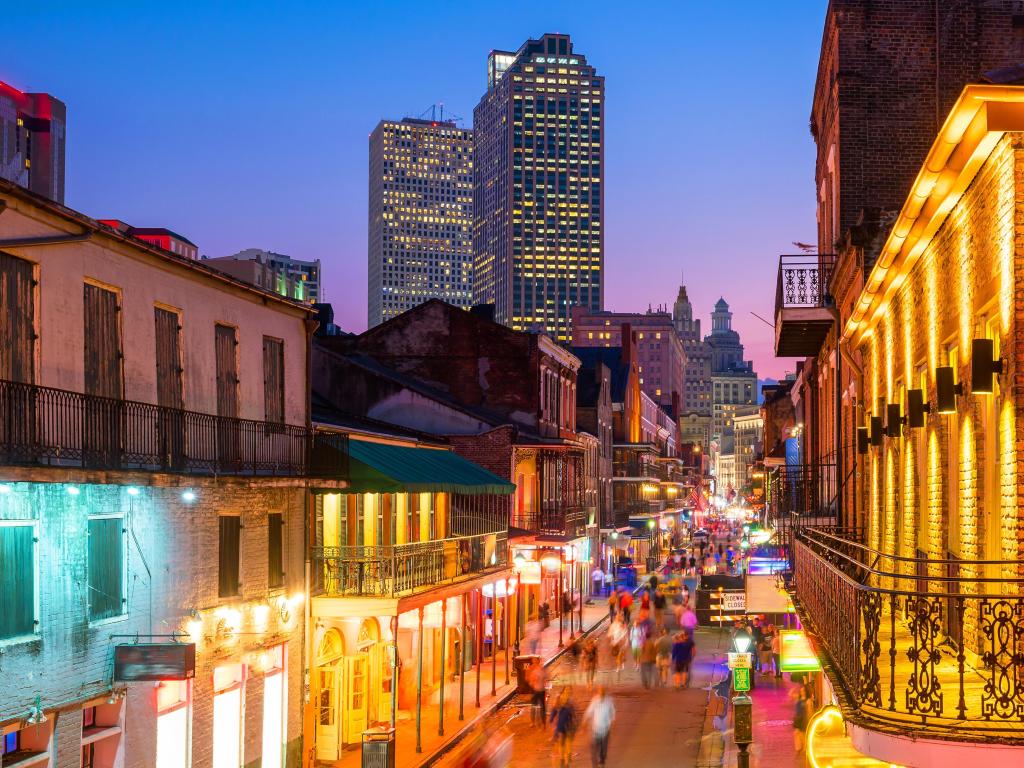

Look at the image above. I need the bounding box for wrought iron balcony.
[766,462,838,533]
[0,378,346,477]
[513,504,587,538]
[774,254,835,357]
[612,461,664,480]
[310,531,509,598]
[793,527,1024,742]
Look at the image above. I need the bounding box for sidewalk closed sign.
[727,652,752,669]
[719,591,745,611]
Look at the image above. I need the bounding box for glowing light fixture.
[0,484,11,494]
[869,416,883,447]
[181,490,196,503]
[66,486,80,496]
[971,338,1004,395]
[126,486,140,496]
[732,630,752,654]
[935,366,963,414]
[885,403,904,438]
[856,427,869,454]
[906,389,931,428]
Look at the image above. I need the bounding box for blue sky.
[4,1,825,378]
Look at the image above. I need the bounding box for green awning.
[344,440,515,495]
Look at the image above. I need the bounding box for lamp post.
[513,553,525,656]
[558,548,564,648]
[731,631,754,768]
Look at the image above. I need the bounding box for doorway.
[315,630,345,761]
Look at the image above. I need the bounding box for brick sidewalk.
[322,597,615,768]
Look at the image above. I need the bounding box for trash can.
[361,727,395,768]
[513,654,540,693]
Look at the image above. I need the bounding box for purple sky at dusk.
[5,3,826,379]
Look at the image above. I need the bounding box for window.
[219,516,241,598]
[262,337,285,424]
[261,645,286,768]
[88,517,125,622]
[156,681,190,768]
[0,522,37,640]
[268,513,284,589]
[213,664,245,768]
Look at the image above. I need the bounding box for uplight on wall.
[935,366,963,414]
[885,403,904,438]
[856,428,869,455]
[907,389,931,428]
[971,338,1004,395]
[869,416,883,447]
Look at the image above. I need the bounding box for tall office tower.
[473,33,604,342]
[367,117,473,327]
[672,280,712,414]
[0,81,66,203]
[705,297,756,443]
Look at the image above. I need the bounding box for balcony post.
[390,615,398,728]
[459,594,466,721]
[438,597,447,736]
[475,588,482,707]
[558,551,564,648]
[503,577,511,686]
[415,605,424,753]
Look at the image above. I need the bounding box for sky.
[4,2,825,379]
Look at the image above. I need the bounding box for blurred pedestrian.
[528,657,548,726]
[771,628,782,678]
[584,687,616,768]
[639,632,657,689]
[655,628,673,687]
[582,637,598,688]
[549,687,577,768]
[672,630,695,688]
[619,589,633,623]
[792,684,809,753]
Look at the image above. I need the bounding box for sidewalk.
[720,671,804,768]
[325,597,614,768]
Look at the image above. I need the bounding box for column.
[475,588,482,707]
[438,598,447,736]
[415,606,424,753]
[389,615,398,729]
[491,581,497,696]
[459,592,466,721]
[503,577,511,685]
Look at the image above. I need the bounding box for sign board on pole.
[727,652,752,669]
[719,591,746,612]
[114,643,195,682]
[732,667,751,692]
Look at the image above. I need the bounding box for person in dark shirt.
[672,630,696,688]
[549,687,577,767]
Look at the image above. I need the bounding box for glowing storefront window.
[213,663,245,768]
[261,645,286,768]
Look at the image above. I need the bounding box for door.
[84,283,123,467]
[0,252,36,462]
[369,642,392,724]
[316,664,341,761]
[343,655,368,745]
[214,324,240,469]
[154,307,185,469]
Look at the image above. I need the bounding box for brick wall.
[0,477,306,767]
[447,425,517,481]
[857,134,1024,649]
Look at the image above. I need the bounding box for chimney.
[620,323,633,366]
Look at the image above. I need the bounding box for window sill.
[88,613,129,630]
[81,724,122,746]
[0,633,41,649]
[2,750,50,768]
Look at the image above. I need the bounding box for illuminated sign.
[780,630,821,672]
[732,667,751,692]
[727,652,752,669]
[114,643,195,681]
[518,561,542,584]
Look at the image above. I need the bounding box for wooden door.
[84,283,123,467]
[154,307,185,469]
[316,663,342,761]
[214,324,239,469]
[0,252,36,462]
[343,655,368,744]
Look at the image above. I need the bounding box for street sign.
[727,652,752,669]
[732,667,751,692]
[715,590,746,611]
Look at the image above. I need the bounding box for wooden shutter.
[154,308,184,409]
[268,512,284,588]
[262,336,284,423]
[0,252,35,383]
[0,525,35,639]
[218,516,241,597]
[84,283,123,398]
[214,324,239,418]
[88,517,123,621]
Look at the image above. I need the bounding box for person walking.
[672,630,695,688]
[619,589,633,623]
[528,657,549,726]
[655,628,673,687]
[639,632,658,689]
[549,687,577,768]
[771,627,782,678]
[608,615,627,674]
[607,590,619,621]
[582,637,598,689]
[584,687,616,768]
[792,684,809,754]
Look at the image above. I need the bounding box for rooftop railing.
[0,378,346,478]
[793,527,1024,741]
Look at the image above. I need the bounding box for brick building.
[0,179,343,767]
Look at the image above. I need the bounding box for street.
[438,617,726,768]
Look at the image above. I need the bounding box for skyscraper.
[672,280,712,414]
[0,80,66,203]
[367,117,473,327]
[473,33,604,342]
[705,298,756,446]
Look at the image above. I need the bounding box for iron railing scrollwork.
[775,254,835,312]
[0,377,347,477]
[793,527,1024,740]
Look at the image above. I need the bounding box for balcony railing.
[310,531,509,598]
[774,254,836,357]
[513,504,587,537]
[0,378,346,477]
[612,461,664,480]
[793,527,1024,741]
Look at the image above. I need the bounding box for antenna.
[419,102,464,126]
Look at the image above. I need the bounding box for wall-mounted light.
[971,338,1004,395]
[126,486,140,497]
[935,366,962,414]
[856,427,869,455]
[66,486,80,496]
[885,404,905,438]
[0,484,11,494]
[181,489,196,503]
[869,416,883,447]
[907,389,931,428]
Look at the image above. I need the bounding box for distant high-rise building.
[0,80,66,203]
[473,33,604,342]
[98,219,198,260]
[204,248,321,304]
[705,297,757,446]
[672,281,712,414]
[367,117,473,327]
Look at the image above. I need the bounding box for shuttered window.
[0,252,36,383]
[0,524,36,639]
[154,308,184,409]
[262,337,284,424]
[219,516,241,598]
[84,283,123,398]
[268,513,284,589]
[88,517,124,621]
[214,325,239,418]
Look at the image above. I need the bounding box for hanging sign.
[114,643,195,682]
[518,561,542,584]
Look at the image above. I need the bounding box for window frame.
[0,520,39,644]
[218,515,242,599]
[87,514,127,625]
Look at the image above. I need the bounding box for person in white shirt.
[584,687,616,767]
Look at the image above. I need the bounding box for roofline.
[0,179,313,315]
[845,84,1024,345]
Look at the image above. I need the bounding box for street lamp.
[731,627,754,768]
